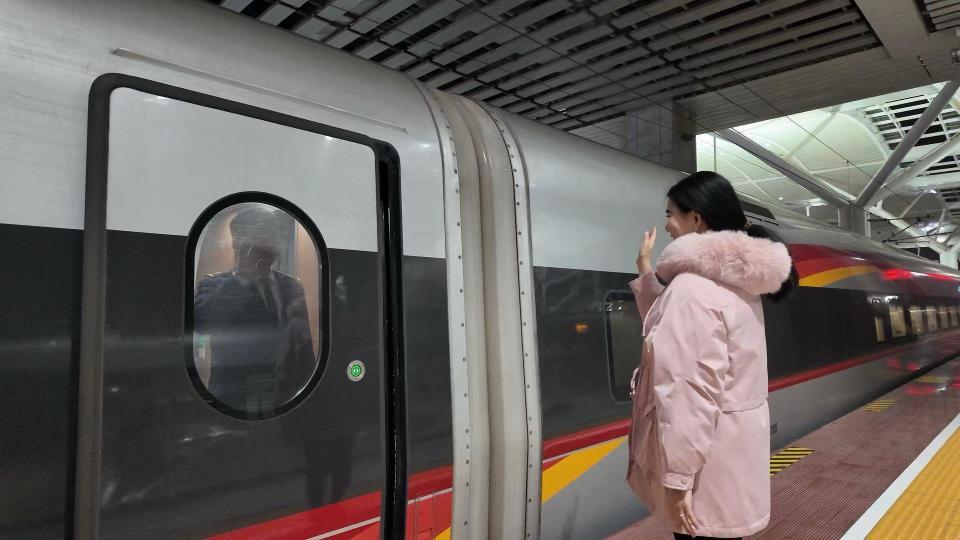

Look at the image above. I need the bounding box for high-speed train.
[4,1,960,539]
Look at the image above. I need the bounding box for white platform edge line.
[840,410,960,539]
[309,516,381,540]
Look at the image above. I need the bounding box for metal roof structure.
[205,0,944,134]
[695,82,960,248]
[917,0,960,33]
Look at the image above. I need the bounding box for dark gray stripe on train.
[0,224,450,539]
[0,224,82,540]
[533,266,957,442]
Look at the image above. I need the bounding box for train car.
[3,1,960,539]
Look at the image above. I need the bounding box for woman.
[626,171,796,540]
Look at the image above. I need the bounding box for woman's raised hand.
[636,227,656,275]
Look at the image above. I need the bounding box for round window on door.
[187,197,328,419]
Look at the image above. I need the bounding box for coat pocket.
[720,396,766,413]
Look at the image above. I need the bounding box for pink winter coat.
[626,230,792,538]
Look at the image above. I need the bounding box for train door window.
[871,297,885,342]
[190,200,325,417]
[889,301,907,338]
[939,306,950,329]
[909,305,925,334]
[604,292,643,402]
[874,316,885,342]
[926,306,939,332]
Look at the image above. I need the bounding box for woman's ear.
[693,212,707,233]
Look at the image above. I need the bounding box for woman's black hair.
[667,171,798,302]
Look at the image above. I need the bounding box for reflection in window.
[909,305,925,335]
[939,306,949,329]
[950,306,959,328]
[926,306,939,332]
[192,202,323,416]
[604,293,643,402]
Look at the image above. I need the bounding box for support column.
[940,251,958,269]
[625,103,696,172]
[839,205,871,237]
[673,107,697,173]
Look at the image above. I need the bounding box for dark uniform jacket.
[194,270,315,413]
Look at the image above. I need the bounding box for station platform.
[609,358,960,539]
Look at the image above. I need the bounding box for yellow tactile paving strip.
[867,427,960,539]
[915,374,951,385]
[863,398,896,412]
[769,446,813,477]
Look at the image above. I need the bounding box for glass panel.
[909,305,925,335]
[874,317,885,342]
[926,306,939,332]
[193,202,322,415]
[605,295,643,402]
[939,306,949,329]
[889,303,907,338]
[950,306,959,327]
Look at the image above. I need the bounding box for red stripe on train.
[208,490,381,540]
[209,469,453,540]
[787,244,880,279]
[214,330,960,538]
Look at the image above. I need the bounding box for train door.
[75,75,405,539]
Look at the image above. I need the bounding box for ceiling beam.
[854,0,930,59]
[717,128,850,208]
[884,130,960,193]
[718,127,950,250]
[899,191,927,218]
[855,79,960,208]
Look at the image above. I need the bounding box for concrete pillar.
[839,204,870,236]
[673,108,697,173]
[625,103,696,173]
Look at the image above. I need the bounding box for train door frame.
[429,93,544,539]
[476,103,545,540]
[423,88,490,540]
[75,73,406,539]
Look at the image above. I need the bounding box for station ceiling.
[206,0,960,133]
[206,0,960,249]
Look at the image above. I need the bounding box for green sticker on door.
[347,360,365,382]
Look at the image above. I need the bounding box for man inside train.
[194,206,315,416]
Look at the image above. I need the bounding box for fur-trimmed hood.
[656,230,792,296]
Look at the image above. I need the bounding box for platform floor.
[609,358,960,539]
